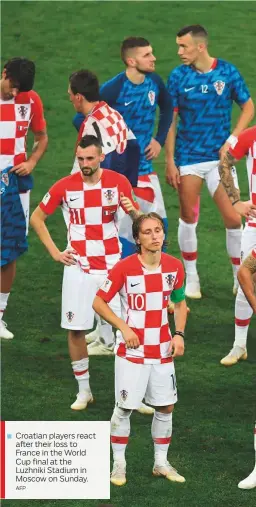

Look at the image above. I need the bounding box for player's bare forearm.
[232,98,255,137]
[27,130,48,169]
[129,208,143,221]
[165,112,178,163]
[237,258,256,313]
[93,296,129,334]
[30,206,60,261]
[218,152,240,203]
[173,299,187,332]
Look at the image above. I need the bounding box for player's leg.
[221,225,255,366]
[178,173,203,299]
[149,173,168,248]
[19,190,30,236]
[207,166,242,294]
[61,265,95,409]
[0,170,28,339]
[110,356,150,485]
[146,362,185,483]
[238,422,256,489]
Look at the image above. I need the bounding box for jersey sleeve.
[100,73,125,106]
[29,91,47,132]
[73,112,85,132]
[96,262,125,302]
[229,128,253,160]
[166,69,180,112]
[230,65,251,106]
[118,175,139,213]
[152,74,173,146]
[170,260,185,303]
[39,179,65,215]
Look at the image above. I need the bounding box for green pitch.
[1,2,255,506]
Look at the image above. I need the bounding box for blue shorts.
[1,167,28,266]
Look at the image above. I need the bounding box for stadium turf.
[1,1,256,506]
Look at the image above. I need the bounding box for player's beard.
[81,165,99,177]
[135,63,155,75]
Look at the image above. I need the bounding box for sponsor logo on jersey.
[148,90,155,106]
[100,278,112,293]
[18,105,29,119]
[104,189,115,204]
[213,80,225,96]
[66,311,74,322]
[165,274,176,290]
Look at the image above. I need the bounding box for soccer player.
[73,37,173,256]
[219,126,256,365]
[30,135,140,411]
[165,25,254,299]
[0,57,48,339]
[69,69,140,187]
[93,213,187,486]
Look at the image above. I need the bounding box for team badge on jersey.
[148,90,155,106]
[213,80,225,96]
[104,189,115,204]
[120,389,128,402]
[66,311,74,322]
[18,105,29,119]
[165,274,176,290]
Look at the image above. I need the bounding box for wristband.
[232,199,240,206]
[226,134,238,149]
[174,330,185,338]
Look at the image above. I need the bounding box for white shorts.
[241,224,256,262]
[61,263,121,330]
[115,355,177,409]
[19,190,30,235]
[179,160,239,197]
[149,173,167,219]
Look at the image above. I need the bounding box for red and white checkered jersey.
[0,90,46,171]
[72,101,129,173]
[39,169,139,273]
[97,253,185,364]
[230,126,256,227]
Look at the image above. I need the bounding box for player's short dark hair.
[69,70,100,102]
[3,57,35,92]
[78,134,102,152]
[121,37,150,64]
[132,212,167,253]
[177,25,208,40]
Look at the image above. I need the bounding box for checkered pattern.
[78,101,128,155]
[0,91,46,171]
[97,253,185,364]
[230,126,256,227]
[39,169,138,273]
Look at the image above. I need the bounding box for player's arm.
[219,66,254,161]
[218,151,240,203]
[30,207,76,266]
[145,75,173,160]
[237,252,256,313]
[165,111,180,189]
[119,177,142,220]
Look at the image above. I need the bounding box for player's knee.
[111,406,132,429]
[155,404,174,414]
[180,209,197,224]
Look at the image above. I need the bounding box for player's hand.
[122,328,140,349]
[165,161,180,189]
[55,249,77,266]
[219,141,231,163]
[169,334,184,358]
[120,192,136,213]
[145,138,161,160]
[9,160,35,176]
[234,200,256,219]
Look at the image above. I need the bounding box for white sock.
[0,292,10,321]
[71,358,90,394]
[111,406,131,463]
[152,411,172,466]
[234,288,252,349]
[178,219,198,276]
[226,227,242,281]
